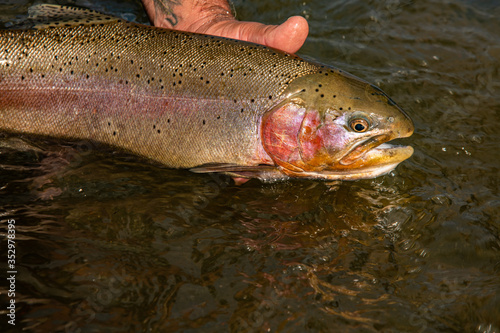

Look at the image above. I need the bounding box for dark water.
[1,0,499,332]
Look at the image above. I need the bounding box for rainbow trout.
[0,5,414,182]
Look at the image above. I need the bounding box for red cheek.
[261,103,306,171]
[299,113,348,169]
[298,111,323,166]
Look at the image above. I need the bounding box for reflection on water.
[1,0,499,332]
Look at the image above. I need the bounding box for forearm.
[142,0,234,31]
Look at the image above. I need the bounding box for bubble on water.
[470,135,483,144]
[244,245,255,252]
[431,194,452,205]
[120,13,136,21]
[294,264,306,271]
[461,147,472,156]
[477,323,499,333]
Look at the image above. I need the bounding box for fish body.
[0,5,414,181]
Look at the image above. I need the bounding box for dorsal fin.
[26,4,122,30]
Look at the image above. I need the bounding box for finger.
[209,16,309,54]
[265,16,309,54]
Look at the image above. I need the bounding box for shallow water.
[0,0,499,332]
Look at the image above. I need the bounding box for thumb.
[209,16,309,54]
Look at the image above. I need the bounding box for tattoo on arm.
[152,0,182,26]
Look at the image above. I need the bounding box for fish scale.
[0,5,319,168]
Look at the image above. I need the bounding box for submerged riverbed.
[0,0,499,332]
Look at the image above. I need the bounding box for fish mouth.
[339,134,390,166]
[293,143,414,180]
[281,133,413,181]
[332,133,414,179]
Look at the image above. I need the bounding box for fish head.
[261,69,414,180]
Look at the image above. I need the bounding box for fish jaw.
[260,69,415,181]
[278,144,414,180]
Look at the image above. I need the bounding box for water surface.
[0,0,499,332]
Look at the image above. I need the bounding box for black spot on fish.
[203,120,206,125]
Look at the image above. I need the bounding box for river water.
[0,0,499,332]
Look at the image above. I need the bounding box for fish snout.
[390,107,414,140]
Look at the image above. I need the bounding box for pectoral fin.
[190,164,288,183]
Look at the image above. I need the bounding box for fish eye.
[349,118,370,132]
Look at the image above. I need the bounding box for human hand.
[141,0,308,54]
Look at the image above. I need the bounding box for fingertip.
[285,16,309,36]
[271,16,309,54]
